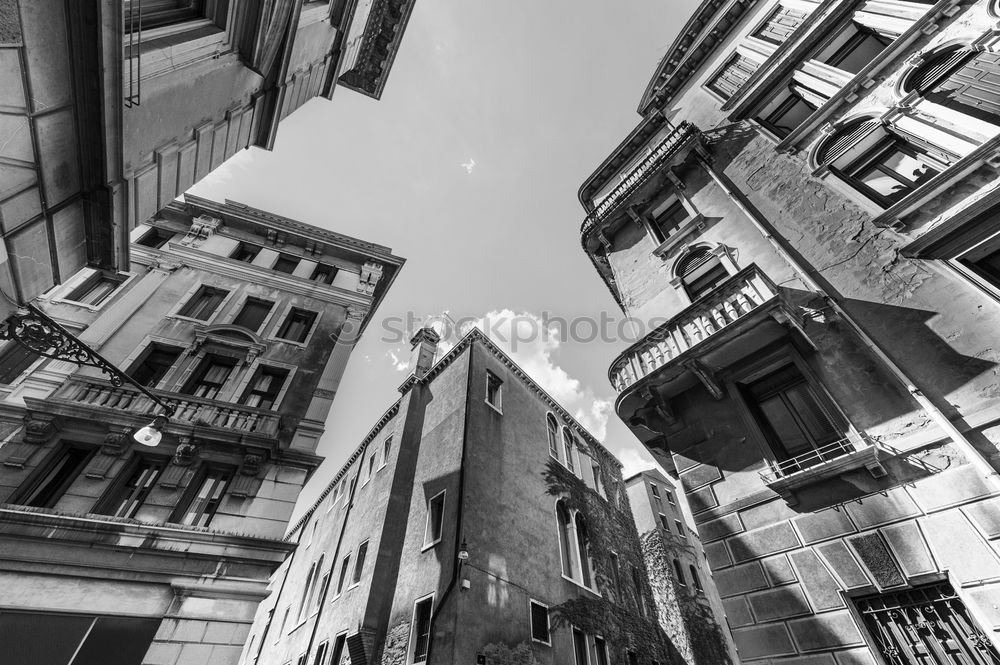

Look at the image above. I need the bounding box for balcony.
[610,265,782,394]
[759,435,886,501]
[48,377,280,438]
[582,122,701,237]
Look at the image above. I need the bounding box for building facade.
[0,196,402,665]
[243,328,687,665]
[625,467,736,665]
[0,0,415,308]
[577,0,1000,663]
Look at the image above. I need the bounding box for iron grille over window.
[412,597,433,662]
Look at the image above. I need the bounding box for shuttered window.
[707,54,759,100]
[753,5,808,45]
[910,48,1000,125]
[0,343,36,384]
[530,601,550,643]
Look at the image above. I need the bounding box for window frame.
[380,436,392,470]
[10,441,97,509]
[334,553,351,598]
[529,599,552,646]
[180,353,238,400]
[485,370,503,413]
[0,341,41,385]
[230,242,262,264]
[60,270,130,309]
[238,364,291,410]
[173,284,231,323]
[350,540,368,587]
[94,454,168,519]
[546,412,560,461]
[168,463,235,527]
[272,306,320,346]
[838,137,947,208]
[126,342,184,390]
[422,490,446,550]
[231,296,275,332]
[409,592,435,664]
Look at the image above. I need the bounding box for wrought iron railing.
[582,122,699,236]
[758,437,864,483]
[53,377,280,436]
[609,265,778,392]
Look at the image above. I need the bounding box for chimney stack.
[409,327,441,379]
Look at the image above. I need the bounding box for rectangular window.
[742,362,844,466]
[296,655,307,665]
[128,344,183,389]
[15,444,95,509]
[66,272,126,306]
[136,228,171,248]
[961,243,1000,290]
[632,568,648,617]
[649,482,660,498]
[486,371,502,411]
[313,642,328,665]
[239,366,289,409]
[171,466,233,527]
[99,456,166,519]
[231,243,261,263]
[381,436,392,469]
[659,513,670,531]
[650,199,691,243]
[753,5,808,45]
[844,139,944,206]
[277,309,318,343]
[610,552,622,598]
[233,298,273,331]
[0,343,37,384]
[123,0,205,31]
[530,600,550,644]
[336,555,351,595]
[273,256,299,274]
[311,263,338,285]
[178,286,228,320]
[330,636,347,665]
[758,94,816,138]
[628,652,638,665]
[573,629,589,665]
[424,490,445,547]
[591,637,609,665]
[675,519,686,539]
[666,489,676,506]
[707,53,758,100]
[591,465,601,493]
[182,355,237,400]
[411,596,433,663]
[352,541,368,585]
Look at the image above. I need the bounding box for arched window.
[672,559,686,587]
[817,118,951,207]
[677,248,729,300]
[561,428,576,473]
[575,513,594,588]
[546,413,559,460]
[906,47,1000,126]
[556,501,576,579]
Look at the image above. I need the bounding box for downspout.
[425,343,475,664]
[300,442,368,662]
[698,153,1000,490]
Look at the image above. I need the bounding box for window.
[591,465,601,493]
[742,362,844,466]
[557,501,576,579]
[99,456,166,519]
[178,286,228,320]
[278,607,290,636]
[316,567,331,609]
[127,344,182,389]
[14,444,95,509]
[239,366,289,409]
[628,651,639,665]
[690,565,704,591]
[66,272,126,306]
[273,256,299,274]
[753,5,808,45]
[335,555,351,596]
[591,637,609,665]
[842,138,944,206]
[529,600,550,645]
[659,513,670,531]
[352,541,368,585]
[0,611,161,665]
[171,465,233,527]
[907,48,1000,126]
[573,629,589,665]
[650,482,663,511]
[182,355,237,400]
[311,264,338,285]
[609,552,622,599]
[297,654,307,665]
[424,491,445,547]
[677,248,730,300]
[707,53,758,100]
[576,513,594,588]
[123,0,204,31]
[411,595,434,663]
[298,561,319,621]
[675,520,686,539]
[562,428,576,473]
[231,243,261,263]
[824,28,890,76]
[137,227,171,248]
[381,437,392,469]
[367,451,377,481]
[313,642,329,665]
[758,93,817,138]
[485,371,502,411]
[277,309,317,343]
[961,242,1000,291]
[0,343,36,384]
[666,489,676,506]
[546,413,560,459]
[330,636,347,665]
[632,568,648,617]
[673,559,687,587]
[233,298,273,331]
[650,198,691,244]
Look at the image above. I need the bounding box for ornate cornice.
[337,0,418,99]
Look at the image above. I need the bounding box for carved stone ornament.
[173,439,199,466]
[22,413,61,445]
[176,215,222,248]
[357,261,384,296]
[241,453,264,476]
[102,425,133,455]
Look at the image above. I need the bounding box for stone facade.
[0,0,415,306]
[0,197,402,664]
[577,0,1000,663]
[244,329,688,665]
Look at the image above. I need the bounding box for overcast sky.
[190,0,693,520]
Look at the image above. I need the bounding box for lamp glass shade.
[134,426,162,447]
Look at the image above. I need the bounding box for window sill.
[531,638,552,647]
[761,438,886,502]
[652,214,706,258]
[421,539,441,553]
[485,401,503,415]
[560,574,601,597]
[269,337,311,348]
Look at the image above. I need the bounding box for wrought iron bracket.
[0,304,174,415]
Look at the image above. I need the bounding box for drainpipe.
[425,343,474,664]
[698,154,1000,490]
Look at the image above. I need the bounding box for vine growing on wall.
[542,459,684,665]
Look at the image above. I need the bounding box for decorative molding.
[174,438,199,466]
[358,261,384,296]
[176,215,223,248]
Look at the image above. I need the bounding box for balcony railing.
[609,265,778,392]
[759,438,858,483]
[52,377,280,437]
[583,122,700,235]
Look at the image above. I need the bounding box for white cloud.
[387,349,411,372]
[616,444,657,478]
[461,158,476,173]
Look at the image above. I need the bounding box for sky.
[190,0,695,521]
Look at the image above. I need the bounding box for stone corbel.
[158,437,199,489]
[597,229,614,251]
[85,425,133,479]
[1,413,63,468]
[147,258,184,274]
[230,453,266,498]
[357,261,384,296]
[682,359,724,400]
[176,215,222,248]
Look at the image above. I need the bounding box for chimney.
[409,327,441,379]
